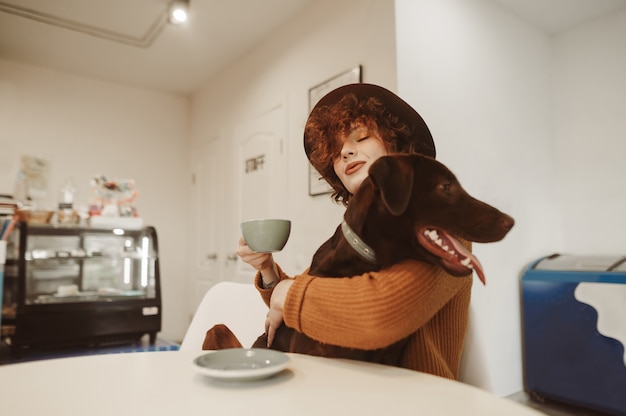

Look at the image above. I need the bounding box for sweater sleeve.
[282,259,472,350]
[254,263,292,307]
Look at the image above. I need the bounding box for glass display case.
[1,223,161,356]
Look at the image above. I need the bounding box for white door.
[233,103,288,282]
[189,137,227,318]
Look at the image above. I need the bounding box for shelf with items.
[2,222,162,357]
[1,213,18,349]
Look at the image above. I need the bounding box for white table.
[0,351,546,416]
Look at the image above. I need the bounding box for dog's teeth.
[425,230,457,254]
[460,257,472,267]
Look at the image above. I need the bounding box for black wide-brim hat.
[304,83,436,159]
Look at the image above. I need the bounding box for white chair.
[179,281,268,351]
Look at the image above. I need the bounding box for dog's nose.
[501,215,515,231]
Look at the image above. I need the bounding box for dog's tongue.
[420,228,486,285]
[446,235,485,284]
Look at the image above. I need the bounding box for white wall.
[0,59,191,341]
[395,0,561,395]
[396,0,626,396]
[553,9,626,254]
[190,0,398,280]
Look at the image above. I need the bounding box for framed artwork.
[308,65,362,196]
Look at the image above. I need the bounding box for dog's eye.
[440,182,452,193]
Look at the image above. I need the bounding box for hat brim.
[304,83,436,159]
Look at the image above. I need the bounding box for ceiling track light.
[169,0,190,25]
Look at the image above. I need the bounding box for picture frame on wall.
[308,65,362,196]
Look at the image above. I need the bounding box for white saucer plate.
[193,348,289,381]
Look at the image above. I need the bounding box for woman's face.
[333,124,387,195]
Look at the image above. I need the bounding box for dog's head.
[354,154,514,284]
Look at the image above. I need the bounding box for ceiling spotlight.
[169,0,189,24]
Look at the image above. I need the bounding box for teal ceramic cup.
[241,219,291,253]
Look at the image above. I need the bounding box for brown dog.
[203,154,514,365]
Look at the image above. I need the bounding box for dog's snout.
[501,215,515,231]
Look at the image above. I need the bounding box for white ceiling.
[490,0,626,32]
[0,0,313,95]
[1,0,625,96]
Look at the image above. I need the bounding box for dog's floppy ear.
[368,155,414,216]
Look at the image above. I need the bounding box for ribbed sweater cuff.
[282,273,315,333]
[254,263,290,306]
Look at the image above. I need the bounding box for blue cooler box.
[522,254,626,415]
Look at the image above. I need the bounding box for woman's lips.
[345,161,365,175]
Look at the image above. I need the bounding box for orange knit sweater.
[255,259,472,380]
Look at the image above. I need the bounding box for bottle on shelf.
[57,179,77,225]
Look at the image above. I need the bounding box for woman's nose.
[340,144,356,159]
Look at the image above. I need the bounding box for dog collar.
[341,220,377,264]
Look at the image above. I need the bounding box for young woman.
[237,84,472,380]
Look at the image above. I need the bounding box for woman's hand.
[265,279,294,347]
[237,236,274,271]
[236,236,279,287]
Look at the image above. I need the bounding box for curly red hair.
[305,93,421,204]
